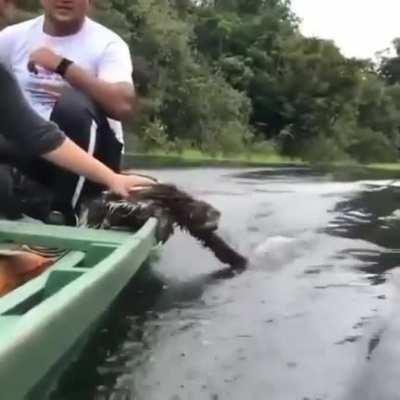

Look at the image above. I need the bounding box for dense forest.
[13,1,400,162]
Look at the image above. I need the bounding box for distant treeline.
[16,1,400,162]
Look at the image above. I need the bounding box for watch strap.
[55,58,74,77]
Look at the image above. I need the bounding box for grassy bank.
[367,163,400,171]
[123,149,400,177]
[124,149,303,168]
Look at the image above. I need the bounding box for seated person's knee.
[51,87,98,131]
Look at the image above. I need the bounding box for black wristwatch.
[55,58,74,77]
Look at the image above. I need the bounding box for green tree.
[379,38,400,85]
[9,0,400,162]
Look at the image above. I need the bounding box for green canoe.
[0,218,158,399]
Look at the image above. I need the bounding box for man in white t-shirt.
[0,0,136,221]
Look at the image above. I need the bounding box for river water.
[53,166,400,400]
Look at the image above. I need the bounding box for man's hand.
[28,47,62,74]
[107,173,156,198]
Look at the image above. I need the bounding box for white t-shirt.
[0,16,133,144]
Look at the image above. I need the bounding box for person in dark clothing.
[0,64,64,156]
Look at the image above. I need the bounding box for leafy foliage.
[10,0,400,162]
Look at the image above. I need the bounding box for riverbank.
[124,151,400,173]
[368,163,400,171]
[124,150,303,168]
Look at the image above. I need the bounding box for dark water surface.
[53,167,400,400]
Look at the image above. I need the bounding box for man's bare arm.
[43,138,153,198]
[29,47,135,121]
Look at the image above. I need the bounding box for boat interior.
[0,221,130,322]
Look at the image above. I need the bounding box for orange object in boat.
[0,250,55,296]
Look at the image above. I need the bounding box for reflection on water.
[327,184,400,282]
[52,167,400,400]
[328,184,400,246]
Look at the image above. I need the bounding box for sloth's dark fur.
[84,184,248,270]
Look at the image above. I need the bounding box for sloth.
[83,183,248,270]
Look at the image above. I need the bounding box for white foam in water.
[253,235,295,253]
[251,235,300,268]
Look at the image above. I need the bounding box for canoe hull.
[0,219,157,400]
